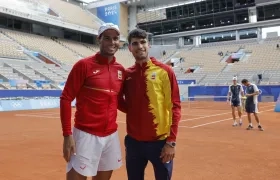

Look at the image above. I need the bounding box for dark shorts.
[245,102,258,113]
[124,135,173,180]
[231,99,241,107]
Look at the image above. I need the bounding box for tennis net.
[186,96,231,110]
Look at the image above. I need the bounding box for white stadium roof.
[83,0,203,10]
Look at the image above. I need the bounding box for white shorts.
[66,127,122,177]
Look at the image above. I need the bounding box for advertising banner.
[0,99,32,111]
[97,3,120,26]
[177,80,196,84]
[29,99,60,109]
[0,90,62,98]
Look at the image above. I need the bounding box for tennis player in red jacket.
[60,23,125,180]
[119,28,181,180]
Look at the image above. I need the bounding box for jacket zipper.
[105,63,111,132]
[139,65,143,138]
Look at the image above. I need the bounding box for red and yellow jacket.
[120,57,181,142]
[60,53,125,137]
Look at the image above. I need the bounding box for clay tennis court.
[0,101,280,180]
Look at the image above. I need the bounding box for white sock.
[249,123,253,126]
[239,118,242,122]
[258,123,261,126]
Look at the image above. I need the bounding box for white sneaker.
[239,121,243,126]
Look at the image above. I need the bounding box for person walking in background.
[60,23,125,180]
[119,28,181,180]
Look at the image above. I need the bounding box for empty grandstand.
[0,0,279,93]
[1,1,280,180]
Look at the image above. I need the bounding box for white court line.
[17,111,76,115]
[182,108,230,112]
[117,121,191,128]
[15,112,75,116]
[14,114,74,120]
[116,121,191,128]
[14,114,128,126]
[14,105,275,126]
[14,108,275,129]
[181,113,206,117]
[180,104,275,122]
[20,112,60,116]
[16,112,205,118]
[178,125,190,128]
[189,108,274,128]
[181,112,232,122]
[21,112,214,118]
[23,111,201,117]
[15,114,59,118]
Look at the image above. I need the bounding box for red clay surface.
[0,102,280,180]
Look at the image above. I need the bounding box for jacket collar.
[95,52,116,65]
[135,57,156,68]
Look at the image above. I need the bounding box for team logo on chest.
[151,72,156,80]
[118,70,122,80]
[93,70,100,74]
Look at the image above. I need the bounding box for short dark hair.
[241,79,249,84]
[127,28,147,44]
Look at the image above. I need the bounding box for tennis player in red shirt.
[60,23,125,180]
[119,28,181,180]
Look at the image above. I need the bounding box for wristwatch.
[166,141,176,148]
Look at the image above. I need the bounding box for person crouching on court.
[119,28,181,180]
[60,23,125,180]
[241,79,264,131]
[227,76,244,126]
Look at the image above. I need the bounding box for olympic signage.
[0,98,63,111]
[0,100,32,111]
[29,99,60,109]
[0,98,74,111]
[39,99,58,107]
[11,101,22,108]
[177,80,196,85]
[97,3,120,26]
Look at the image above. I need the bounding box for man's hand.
[246,94,252,97]
[160,144,175,163]
[63,135,76,162]
[227,98,231,105]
